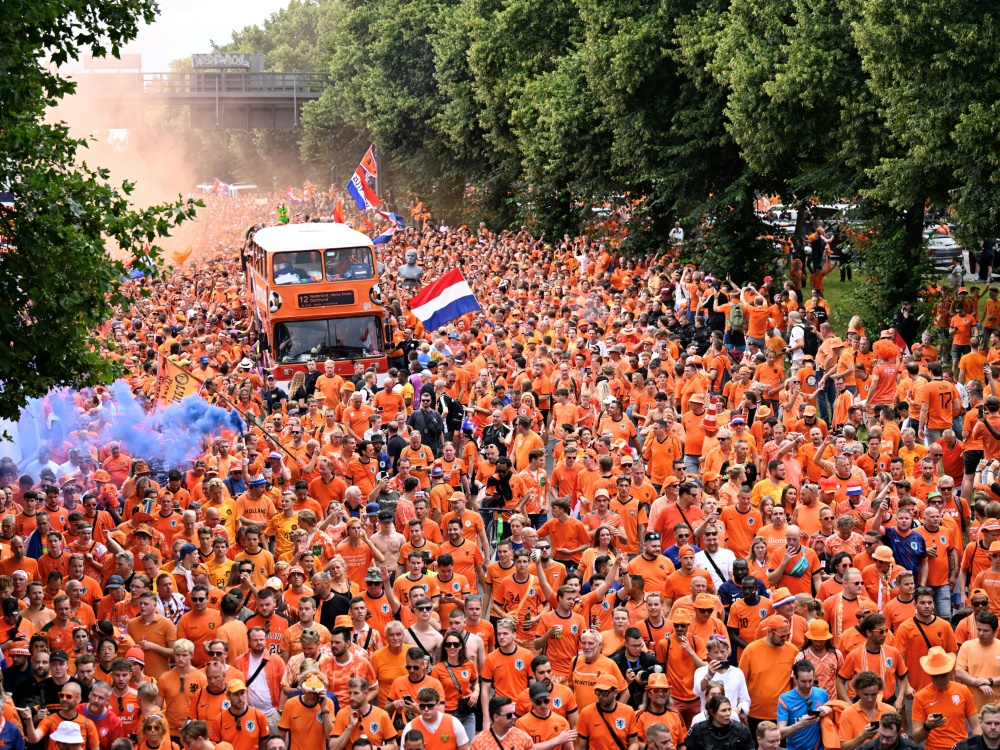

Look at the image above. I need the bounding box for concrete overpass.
[52,71,330,129]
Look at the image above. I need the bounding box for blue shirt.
[777,686,829,750]
[719,577,770,607]
[883,528,927,577]
[0,717,26,750]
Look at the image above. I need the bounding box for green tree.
[854,0,1000,241]
[0,0,198,421]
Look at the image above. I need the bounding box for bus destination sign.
[298,290,356,308]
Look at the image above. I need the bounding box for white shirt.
[402,715,469,746]
[694,547,737,590]
[788,324,806,364]
[246,654,275,714]
[692,664,751,714]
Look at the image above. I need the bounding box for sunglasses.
[59,692,75,700]
[444,642,462,648]
[696,608,713,614]
[974,600,989,607]
[533,697,550,704]
[418,703,437,710]
[191,598,207,603]
[594,689,616,696]
[645,533,661,541]
[406,665,424,671]
[498,711,516,718]
[416,605,432,612]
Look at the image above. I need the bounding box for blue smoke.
[106,381,244,467]
[6,381,245,471]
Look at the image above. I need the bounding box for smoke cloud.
[20,384,244,470]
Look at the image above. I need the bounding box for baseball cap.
[49,649,69,663]
[365,502,380,516]
[106,575,125,589]
[762,615,790,633]
[529,682,550,700]
[227,679,248,693]
[1,598,18,617]
[127,647,145,664]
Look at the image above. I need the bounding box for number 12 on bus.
[245,222,388,383]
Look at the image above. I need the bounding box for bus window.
[273,316,384,363]
[324,247,374,281]
[273,250,323,285]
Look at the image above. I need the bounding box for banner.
[154,357,204,407]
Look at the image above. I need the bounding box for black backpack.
[800,324,820,358]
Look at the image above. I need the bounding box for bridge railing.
[141,71,329,96]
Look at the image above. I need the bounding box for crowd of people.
[4,194,1000,750]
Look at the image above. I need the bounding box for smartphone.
[807,709,820,718]
[869,722,879,731]
[929,713,943,722]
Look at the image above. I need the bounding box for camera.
[635,665,663,683]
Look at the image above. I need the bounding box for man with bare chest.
[370,510,406,562]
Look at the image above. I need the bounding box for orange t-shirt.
[912,683,977,750]
[738,639,798,720]
[535,610,587,677]
[483,646,533,700]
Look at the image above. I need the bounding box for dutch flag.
[408,269,481,331]
[373,212,406,245]
[346,166,381,210]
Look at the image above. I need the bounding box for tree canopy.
[202,0,1000,280]
[0,0,198,421]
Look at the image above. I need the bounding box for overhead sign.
[192,53,252,69]
[82,54,142,70]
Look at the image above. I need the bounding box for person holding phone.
[776,660,831,750]
[839,671,896,750]
[911,646,981,750]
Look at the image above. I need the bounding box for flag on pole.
[360,145,378,177]
[346,166,380,210]
[408,269,481,330]
[373,211,406,245]
[154,356,204,408]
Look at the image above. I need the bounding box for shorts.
[964,449,984,475]
[515,635,538,654]
[952,344,972,360]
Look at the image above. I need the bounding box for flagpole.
[374,147,381,199]
[211,387,300,462]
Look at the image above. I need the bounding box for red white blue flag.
[408,269,481,330]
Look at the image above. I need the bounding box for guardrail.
[141,71,329,96]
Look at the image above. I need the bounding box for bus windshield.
[273,250,323,285]
[273,316,384,362]
[324,247,375,281]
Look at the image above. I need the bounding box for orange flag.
[333,196,344,223]
[154,356,204,407]
[360,145,378,177]
[171,246,193,265]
